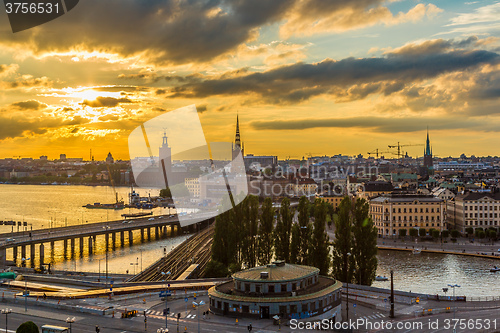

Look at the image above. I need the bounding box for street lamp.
[66,317,75,333]
[103,226,110,286]
[130,257,139,275]
[447,283,460,326]
[346,252,351,323]
[161,271,171,331]
[22,258,30,312]
[1,308,11,333]
[192,300,205,333]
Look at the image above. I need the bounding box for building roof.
[371,193,443,203]
[458,192,500,201]
[362,181,393,192]
[233,262,318,282]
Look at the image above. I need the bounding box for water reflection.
[374,250,500,296]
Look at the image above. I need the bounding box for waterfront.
[0,184,170,232]
[375,249,500,297]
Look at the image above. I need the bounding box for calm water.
[0,184,187,273]
[0,184,171,231]
[374,250,500,297]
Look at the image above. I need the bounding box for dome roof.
[233,262,318,282]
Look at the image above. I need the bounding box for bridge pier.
[70,238,76,257]
[147,227,151,241]
[120,231,125,247]
[88,236,93,254]
[155,226,160,240]
[63,239,68,257]
[112,232,116,248]
[13,246,18,263]
[141,228,145,242]
[79,237,84,254]
[105,233,109,252]
[0,247,6,267]
[30,244,35,267]
[128,230,133,245]
[20,246,26,266]
[39,243,45,268]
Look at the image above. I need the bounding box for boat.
[83,202,125,210]
[121,211,153,218]
[412,248,421,254]
[490,266,500,272]
[375,276,388,281]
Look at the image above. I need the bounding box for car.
[122,220,128,223]
[6,238,15,242]
[158,216,163,219]
[498,249,500,252]
[148,217,155,221]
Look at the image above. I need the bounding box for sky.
[1,0,500,160]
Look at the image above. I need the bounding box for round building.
[208,261,342,322]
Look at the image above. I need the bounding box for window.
[398,208,401,213]
[245,283,250,292]
[426,208,429,213]
[281,284,287,292]
[242,305,249,313]
[268,285,275,293]
[431,208,434,213]
[279,305,287,315]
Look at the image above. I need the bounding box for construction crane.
[388,142,423,160]
[106,164,122,204]
[367,149,394,159]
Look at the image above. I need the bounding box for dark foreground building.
[208,261,342,322]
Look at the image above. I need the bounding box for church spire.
[235,113,241,148]
[425,127,431,156]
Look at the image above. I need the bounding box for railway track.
[128,223,214,282]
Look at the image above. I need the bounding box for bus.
[41,325,70,333]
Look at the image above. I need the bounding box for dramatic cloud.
[81,97,135,108]
[280,1,442,38]
[169,46,500,104]
[0,0,442,65]
[0,114,90,140]
[0,0,292,65]
[250,116,498,133]
[11,100,48,110]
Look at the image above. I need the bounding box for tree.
[409,228,418,238]
[476,230,486,239]
[211,210,237,267]
[450,229,460,239]
[289,223,301,264]
[241,195,259,268]
[332,197,354,283]
[465,227,474,237]
[441,230,449,238]
[431,229,440,239]
[16,321,39,333]
[309,199,331,275]
[489,230,497,240]
[419,228,427,237]
[274,198,293,262]
[297,196,312,265]
[350,198,378,286]
[398,229,407,238]
[204,260,229,278]
[159,188,171,198]
[258,198,274,265]
[475,228,484,238]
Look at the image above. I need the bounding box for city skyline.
[1,1,500,159]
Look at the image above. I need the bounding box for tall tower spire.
[425,126,431,156]
[235,113,241,148]
[423,126,433,172]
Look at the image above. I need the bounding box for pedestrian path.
[358,312,386,321]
